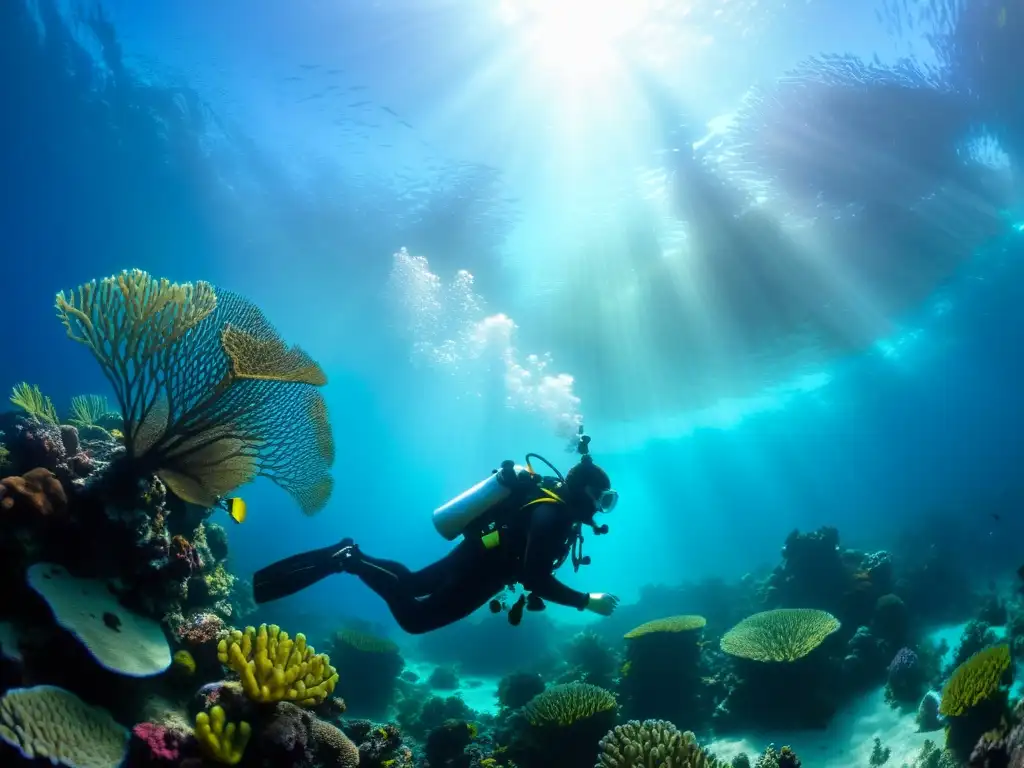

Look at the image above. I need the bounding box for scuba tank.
[432,460,526,540]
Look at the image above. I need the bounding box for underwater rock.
[496,671,545,711]
[916,690,945,732]
[344,720,413,768]
[423,719,475,766]
[427,665,460,690]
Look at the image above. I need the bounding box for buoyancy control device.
[431,426,609,565]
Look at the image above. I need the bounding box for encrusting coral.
[55,269,335,513]
[217,623,339,706]
[597,719,723,767]
[721,608,841,662]
[195,704,251,765]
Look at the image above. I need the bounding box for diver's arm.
[521,508,591,610]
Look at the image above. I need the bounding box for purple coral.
[886,647,925,707]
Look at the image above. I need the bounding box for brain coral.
[720,608,840,662]
[940,644,1012,717]
[624,615,707,639]
[0,685,129,768]
[523,682,618,727]
[26,562,172,676]
[598,719,722,767]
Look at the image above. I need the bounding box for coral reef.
[597,719,723,767]
[505,682,618,768]
[718,608,843,730]
[561,629,619,689]
[940,645,1013,760]
[619,614,709,728]
[329,628,403,717]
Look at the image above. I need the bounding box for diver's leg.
[252,538,353,604]
[348,543,500,633]
[389,572,504,634]
[352,539,478,598]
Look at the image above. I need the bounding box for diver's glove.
[584,593,620,616]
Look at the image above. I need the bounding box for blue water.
[3,0,1023,646]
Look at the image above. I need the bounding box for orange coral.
[0,468,67,519]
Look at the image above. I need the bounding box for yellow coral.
[173,649,196,675]
[720,608,840,662]
[205,563,235,600]
[624,615,707,639]
[217,623,339,706]
[334,628,399,655]
[598,720,723,768]
[195,705,250,765]
[940,645,1012,717]
[9,382,58,425]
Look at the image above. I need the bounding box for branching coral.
[720,608,840,662]
[217,623,339,706]
[597,719,723,767]
[195,705,251,765]
[939,645,1012,717]
[9,382,58,425]
[55,269,335,513]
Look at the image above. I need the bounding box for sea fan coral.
[55,269,335,513]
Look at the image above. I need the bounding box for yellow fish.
[225,497,247,524]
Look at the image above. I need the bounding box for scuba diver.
[252,428,621,634]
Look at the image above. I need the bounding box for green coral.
[68,394,119,428]
[9,382,57,425]
[939,644,1011,717]
[55,269,335,513]
[523,682,617,727]
[720,608,840,662]
[205,563,236,600]
[333,628,399,655]
[0,444,10,474]
[597,719,722,767]
[624,615,706,639]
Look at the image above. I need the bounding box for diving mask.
[589,487,618,514]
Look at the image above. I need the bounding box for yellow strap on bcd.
[481,489,565,549]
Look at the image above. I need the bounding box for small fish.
[224,497,247,524]
[508,594,527,626]
[991,513,1001,521]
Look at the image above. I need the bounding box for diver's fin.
[252,540,354,604]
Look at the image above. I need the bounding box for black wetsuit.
[346,488,590,634]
